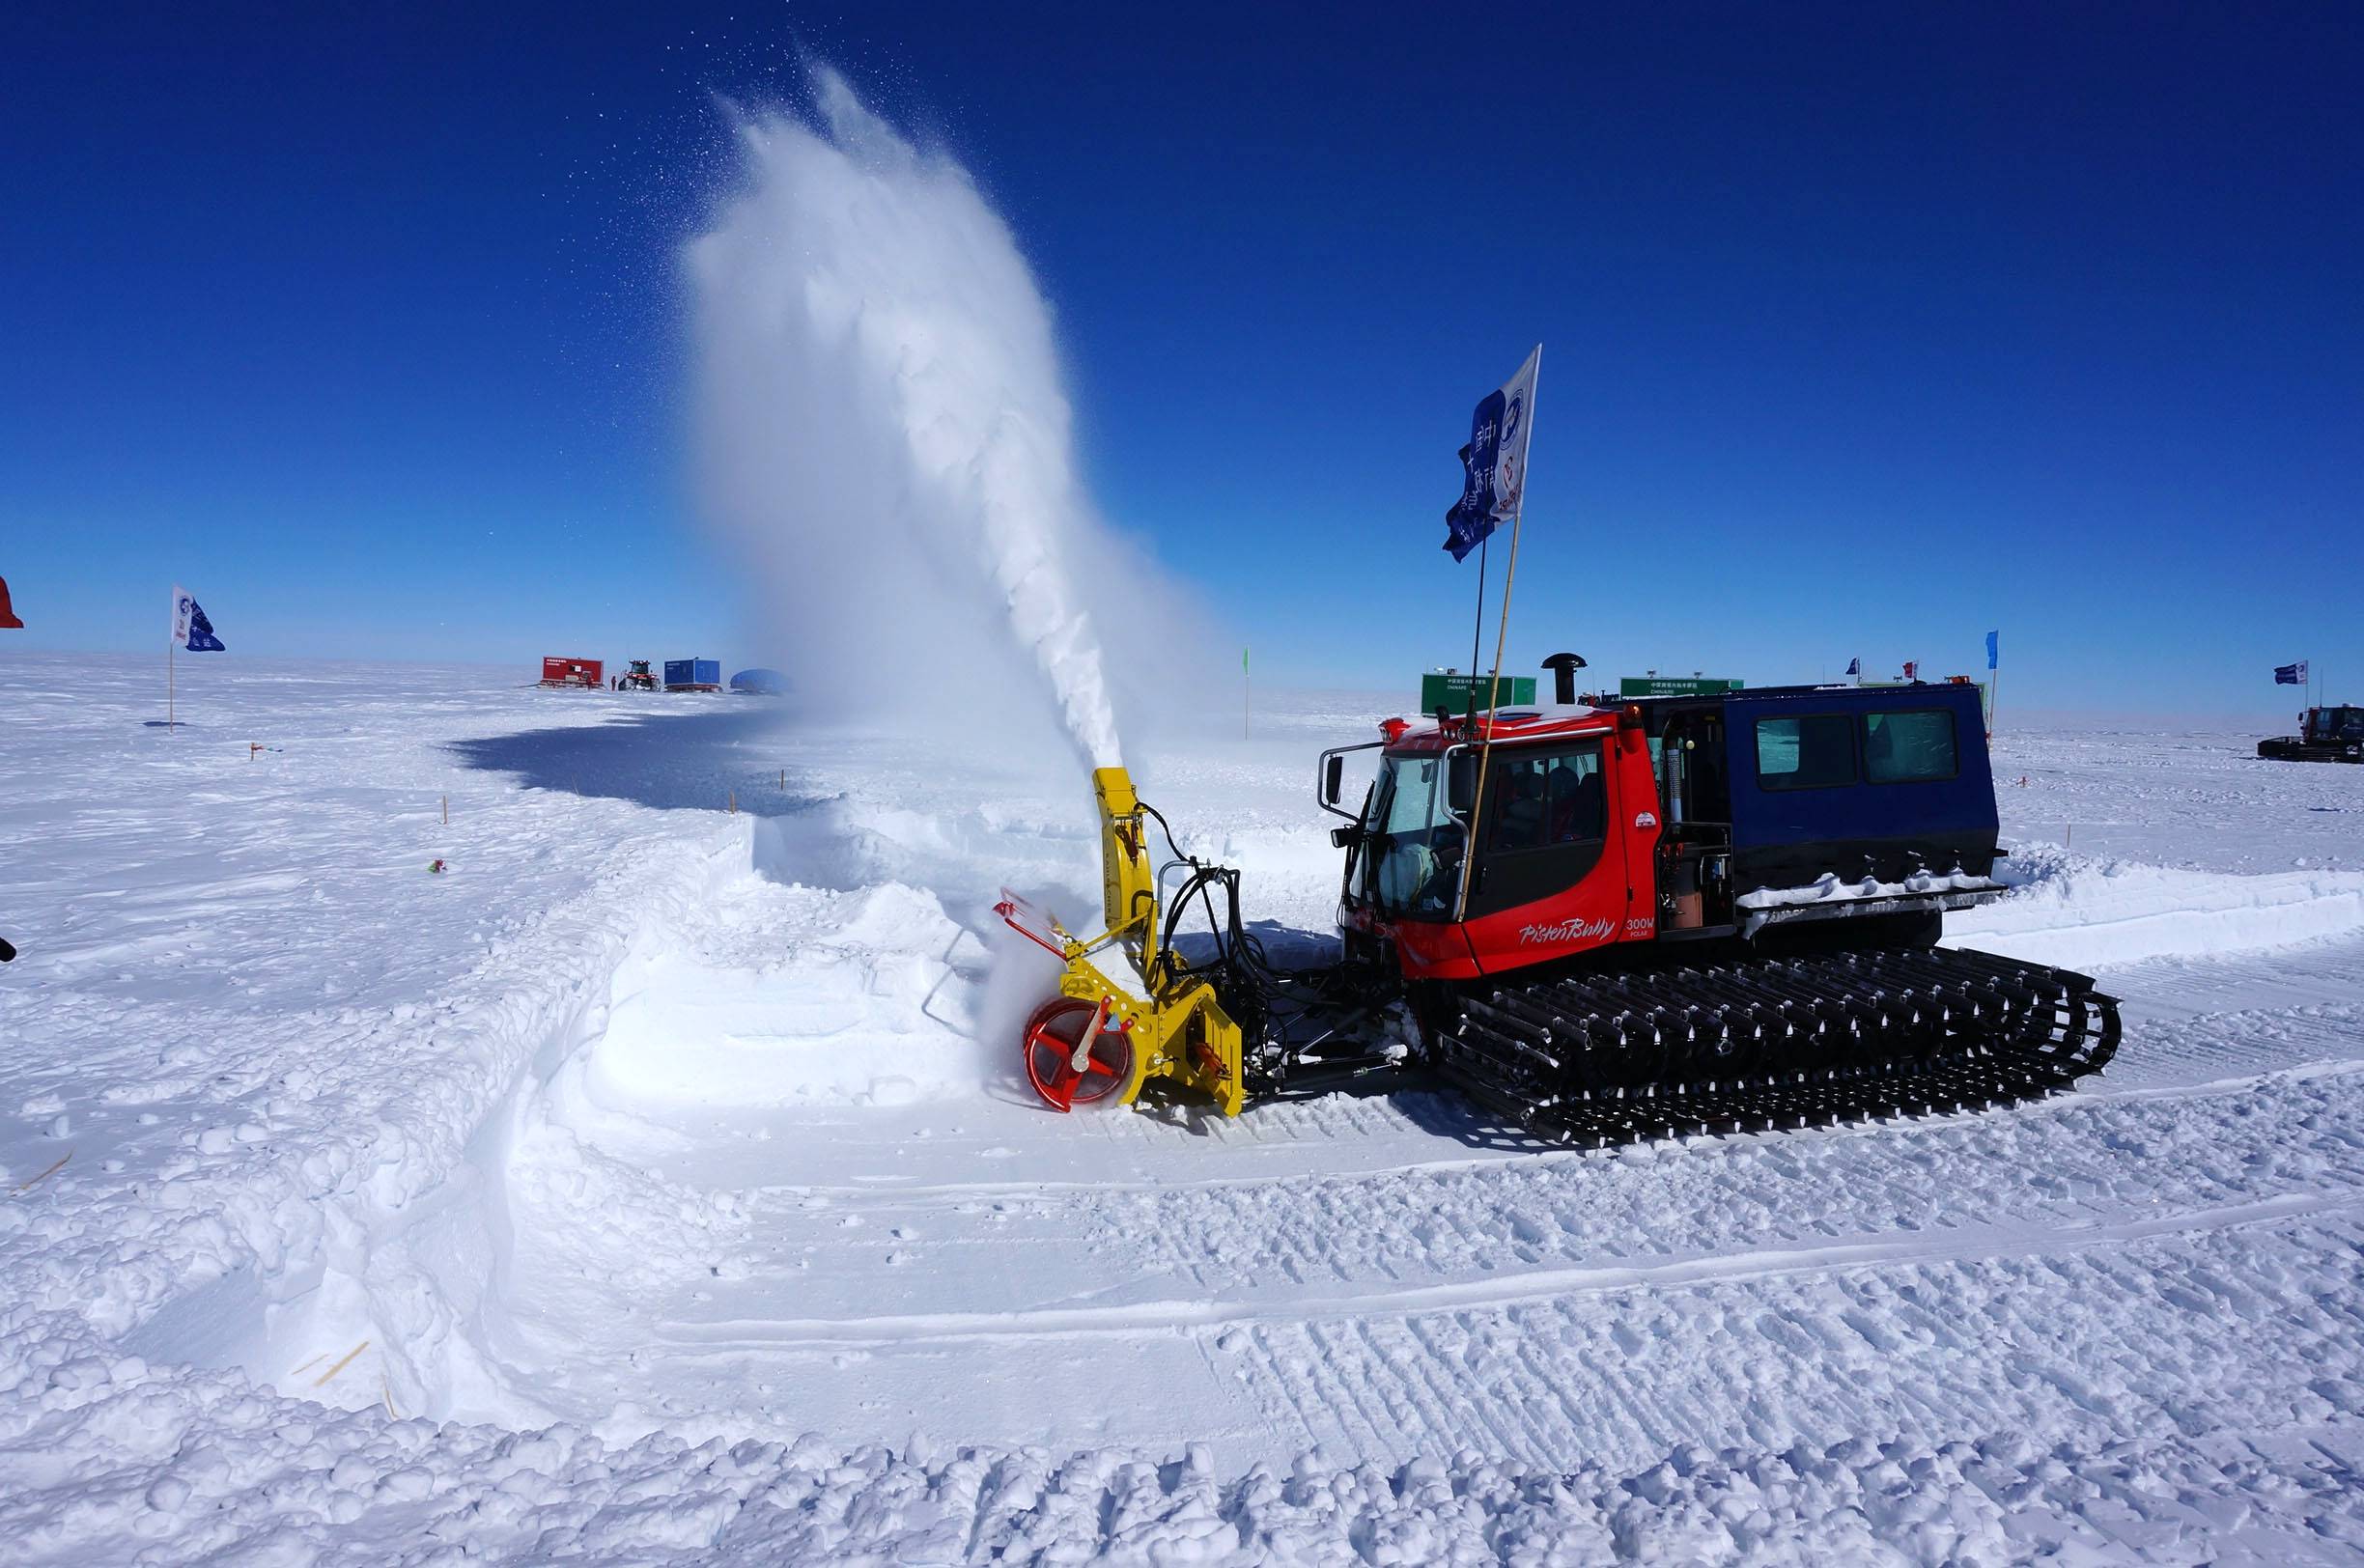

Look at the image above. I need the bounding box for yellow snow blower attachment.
[996,768,1248,1115]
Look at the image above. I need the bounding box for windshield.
[1367,754,1464,918]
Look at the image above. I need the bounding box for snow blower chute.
[999,678,2122,1146]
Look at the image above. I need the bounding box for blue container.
[663,658,721,688]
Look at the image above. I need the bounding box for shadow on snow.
[444,706,830,819]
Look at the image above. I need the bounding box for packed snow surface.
[6,653,2364,1562]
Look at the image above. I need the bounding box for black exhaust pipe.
[1541,652,1587,705]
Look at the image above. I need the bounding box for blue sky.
[3,2,2357,715]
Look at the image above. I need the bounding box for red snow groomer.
[1001,665,2120,1146]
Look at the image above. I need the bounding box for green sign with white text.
[1420,673,1537,713]
[1618,676,1745,697]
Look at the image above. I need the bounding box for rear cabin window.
[1863,709,1959,783]
[1755,714,1857,791]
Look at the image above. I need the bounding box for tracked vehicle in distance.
[2259,705,2364,764]
[1000,671,2120,1147]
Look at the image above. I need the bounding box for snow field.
[6,658,2364,1561]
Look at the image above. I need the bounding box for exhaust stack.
[1541,652,1587,705]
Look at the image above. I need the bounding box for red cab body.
[1341,707,1662,982]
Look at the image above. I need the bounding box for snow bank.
[1953,844,2364,969]
[584,883,985,1109]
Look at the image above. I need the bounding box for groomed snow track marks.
[1119,1063,2364,1298]
[633,1063,2364,1471]
[13,1368,2363,1562]
[1213,1204,2364,1474]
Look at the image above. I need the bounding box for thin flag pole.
[1465,535,1488,728]
[168,629,175,732]
[1455,349,1541,924]
[1242,645,1250,741]
[1454,494,1529,923]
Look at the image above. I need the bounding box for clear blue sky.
[4,2,2357,715]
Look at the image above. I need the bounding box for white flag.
[171,584,192,643]
[1488,345,1540,523]
[1442,345,1543,561]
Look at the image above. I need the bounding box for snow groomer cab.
[1329,679,2006,982]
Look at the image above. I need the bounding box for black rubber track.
[1435,945,2122,1148]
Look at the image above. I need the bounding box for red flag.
[0,575,22,630]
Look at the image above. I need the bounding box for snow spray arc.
[687,68,1128,769]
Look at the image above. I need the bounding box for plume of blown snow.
[685,67,1150,770]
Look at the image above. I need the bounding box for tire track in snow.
[1112,1060,2364,1307]
[653,1188,2349,1348]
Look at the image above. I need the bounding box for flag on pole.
[1442,346,1541,563]
[1902,660,1919,681]
[0,574,22,630]
[1985,630,1999,671]
[1844,658,1859,677]
[2275,660,2307,686]
[172,585,226,652]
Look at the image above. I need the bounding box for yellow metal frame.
[1034,768,1247,1116]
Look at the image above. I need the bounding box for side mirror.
[1323,754,1344,805]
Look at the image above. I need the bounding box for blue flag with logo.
[1986,630,1998,670]
[1443,347,1541,562]
[2275,660,2306,686]
[172,584,226,652]
[1845,657,1860,677]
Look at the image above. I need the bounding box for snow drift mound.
[1951,845,2364,969]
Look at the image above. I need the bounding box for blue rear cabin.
[1641,682,1998,895]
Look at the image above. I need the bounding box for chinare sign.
[1618,675,1746,697]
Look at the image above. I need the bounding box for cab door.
[1458,738,1632,972]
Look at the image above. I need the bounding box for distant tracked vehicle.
[2259,706,2364,764]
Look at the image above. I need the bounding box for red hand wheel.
[1022,996,1134,1111]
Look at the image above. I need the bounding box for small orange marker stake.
[13,1152,69,1194]
[314,1340,371,1388]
